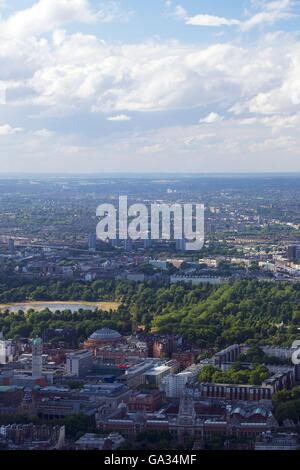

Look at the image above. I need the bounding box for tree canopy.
[0,278,299,349]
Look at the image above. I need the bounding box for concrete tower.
[8,238,15,255]
[32,337,43,379]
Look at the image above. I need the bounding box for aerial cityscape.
[0,0,300,459]
[0,174,300,453]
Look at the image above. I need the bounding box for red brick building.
[128,389,163,413]
[172,351,195,369]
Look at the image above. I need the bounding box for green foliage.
[205,435,226,450]
[152,280,300,348]
[240,345,290,365]
[0,414,40,426]
[275,400,300,424]
[240,345,267,363]
[272,387,300,424]
[199,363,269,385]
[0,278,300,349]
[64,413,93,440]
[120,430,175,451]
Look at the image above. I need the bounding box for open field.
[0,301,121,313]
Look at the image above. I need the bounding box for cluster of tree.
[0,278,214,341]
[275,400,300,425]
[119,430,177,451]
[239,345,290,365]
[272,387,300,424]
[0,277,300,350]
[239,345,268,363]
[199,363,269,385]
[0,275,213,308]
[152,280,300,348]
[0,306,132,342]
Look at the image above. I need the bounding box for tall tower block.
[32,337,43,379]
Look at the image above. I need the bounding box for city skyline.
[0,0,300,173]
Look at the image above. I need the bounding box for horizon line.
[0,171,299,179]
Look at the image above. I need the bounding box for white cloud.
[249,135,296,152]
[1,31,298,120]
[52,30,66,47]
[0,1,300,172]
[94,115,300,170]
[186,14,240,27]
[241,10,293,31]
[106,114,131,121]
[200,112,224,124]
[0,124,23,135]
[140,144,163,154]
[174,5,240,27]
[33,128,52,137]
[252,0,292,12]
[0,0,133,39]
[1,112,300,172]
[182,134,215,150]
[231,42,300,116]
[237,113,300,138]
[96,1,134,24]
[0,0,95,39]
[0,2,297,121]
[5,37,241,111]
[178,0,295,30]
[174,5,187,20]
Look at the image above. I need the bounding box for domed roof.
[89,328,121,341]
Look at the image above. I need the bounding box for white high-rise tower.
[32,337,43,379]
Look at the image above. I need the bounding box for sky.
[0,0,300,173]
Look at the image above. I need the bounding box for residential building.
[0,339,14,365]
[129,390,162,413]
[75,432,125,450]
[255,432,298,451]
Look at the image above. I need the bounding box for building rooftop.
[89,328,122,341]
[145,365,171,376]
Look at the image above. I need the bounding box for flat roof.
[145,366,171,376]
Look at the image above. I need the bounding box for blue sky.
[0,0,300,173]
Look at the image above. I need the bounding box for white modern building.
[162,365,200,398]
[32,337,43,379]
[163,373,190,398]
[66,349,93,377]
[144,365,172,387]
[75,432,125,450]
[0,338,14,365]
